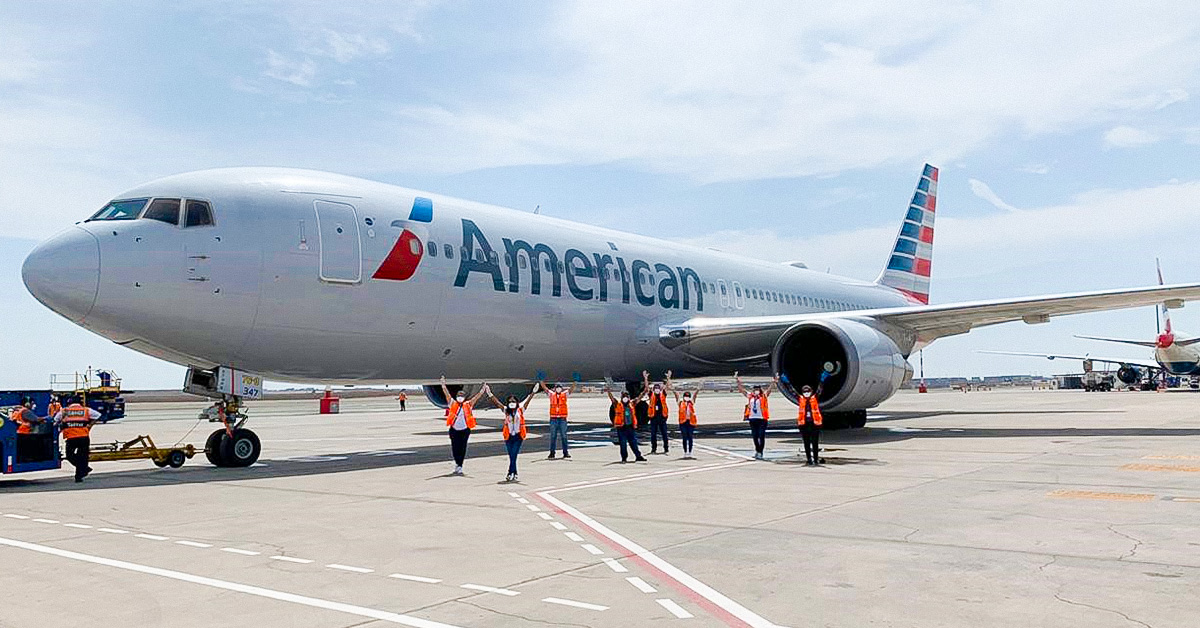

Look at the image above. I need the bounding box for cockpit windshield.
[87,199,148,222]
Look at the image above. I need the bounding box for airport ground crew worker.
[440,376,486,476]
[396,391,407,411]
[797,385,824,465]
[11,398,40,435]
[47,396,62,421]
[54,397,101,482]
[606,380,647,463]
[647,370,671,454]
[671,377,700,459]
[488,387,535,482]
[736,372,780,460]
[539,379,576,459]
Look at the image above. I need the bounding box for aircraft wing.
[1074,334,1158,347]
[661,282,1200,364]
[978,350,1162,371]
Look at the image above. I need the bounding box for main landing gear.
[200,396,262,467]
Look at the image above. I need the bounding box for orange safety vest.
[396,392,407,401]
[743,395,770,421]
[502,408,527,440]
[648,391,669,418]
[678,400,697,426]
[549,391,569,418]
[445,400,476,429]
[60,404,92,440]
[12,407,32,434]
[612,401,637,428]
[797,396,823,427]
[47,401,62,418]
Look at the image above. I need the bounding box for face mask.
[555,388,563,394]
[802,392,813,398]
[621,397,630,403]
[455,396,465,402]
[683,396,691,401]
[654,386,661,392]
[507,402,517,409]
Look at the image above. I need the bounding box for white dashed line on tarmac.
[4,514,29,520]
[657,598,694,618]
[580,544,604,555]
[63,523,92,529]
[525,504,541,512]
[97,528,129,534]
[541,597,608,611]
[549,522,568,531]
[32,518,60,524]
[564,532,585,542]
[176,541,212,548]
[388,573,442,584]
[602,558,628,573]
[515,498,529,504]
[135,534,169,541]
[222,548,260,556]
[626,576,657,593]
[327,564,374,574]
[460,584,520,596]
[536,512,553,520]
[506,492,520,498]
[271,556,313,564]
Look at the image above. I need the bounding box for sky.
[4,1,1200,390]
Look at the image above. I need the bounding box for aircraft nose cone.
[22,227,101,322]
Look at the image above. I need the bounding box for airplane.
[21,164,1200,467]
[982,260,1200,387]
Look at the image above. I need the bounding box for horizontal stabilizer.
[1074,334,1157,348]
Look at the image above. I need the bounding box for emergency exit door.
[314,200,362,283]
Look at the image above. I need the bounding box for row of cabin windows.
[418,240,866,310]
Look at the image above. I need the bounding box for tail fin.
[1157,258,1173,335]
[876,164,937,304]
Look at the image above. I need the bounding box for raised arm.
[468,383,488,406]
[485,385,503,408]
[522,386,537,410]
[439,375,451,401]
[667,371,679,403]
[605,387,617,403]
[538,379,550,395]
[735,371,748,398]
[568,380,578,395]
[764,374,781,397]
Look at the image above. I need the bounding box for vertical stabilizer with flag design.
[876,164,937,304]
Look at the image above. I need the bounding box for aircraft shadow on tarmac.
[6,414,1200,493]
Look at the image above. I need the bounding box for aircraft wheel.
[167,449,187,468]
[220,428,261,467]
[848,410,867,429]
[153,458,169,468]
[205,430,227,466]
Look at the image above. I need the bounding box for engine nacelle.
[422,383,538,409]
[771,319,911,412]
[1116,365,1143,386]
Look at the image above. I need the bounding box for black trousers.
[649,417,669,452]
[801,424,820,462]
[448,428,471,466]
[399,400,406,411]
[617,426,643,461]
[748,419,767,454]
[679,422,695,453]
[65,436,90,480]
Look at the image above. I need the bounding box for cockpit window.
[143,198,181,225]
[88,199,147,222]
[185,200,214,227]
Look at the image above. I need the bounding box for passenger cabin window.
[184,200,214,227]
[518,255,527,269]
[444,244,454,259]
[409,239,421,255]
[427,241,438,257]
[143,198,180,225]
[88,198,147,221]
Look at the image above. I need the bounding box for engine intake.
[771,319,911,412]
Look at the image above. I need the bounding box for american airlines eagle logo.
[371,197,433,281]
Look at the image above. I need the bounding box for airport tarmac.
[3,388,1200,627]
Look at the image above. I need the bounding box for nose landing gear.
[200,396,262,468]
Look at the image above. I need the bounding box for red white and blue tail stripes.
[876,164,937,304]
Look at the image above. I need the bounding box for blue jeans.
[506,435,524,475]
[548,418,569,455]
[679,422,695,453]
[649,417,670,452]
[617,426,642,461]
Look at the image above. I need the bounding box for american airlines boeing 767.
[21,164,1200,466]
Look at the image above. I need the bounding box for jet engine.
[771,319,912,422]
[1116,365,1143,386]
[422,383,539,409]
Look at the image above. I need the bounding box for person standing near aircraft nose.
[737,372,779,460]
[647,371,671,454]
[539,378,576,460]
[54,396,101,482]
[440,376,486,476]
[607,378,648,463]
[671,377,699,459]
[487,387,534,482]
[396,391,407,412]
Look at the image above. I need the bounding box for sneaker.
[512,474,519,482]
[505,473,513,481]
[547,453,556,460]
[562,453,571,459]
[74,477,83,483]
[453,466,463,475]
[635,456,648,462]
[754,453,764,460]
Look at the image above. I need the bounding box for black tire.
[167,449,187,468]
[205,429,226,466]
[153,458,169,468]
[848,410,868,429]
[219,429,261,467]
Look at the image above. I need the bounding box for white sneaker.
[454,466,463,475]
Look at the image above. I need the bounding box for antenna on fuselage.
[533,205,541,214]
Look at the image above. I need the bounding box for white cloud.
[1103,125,1161,148]
[383,1,1200,180]
[1019,163,1051,175]
[312,30,391,63]
[968,179,1020,212]
[263,49,316,87]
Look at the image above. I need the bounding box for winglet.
[876,164,937,304]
